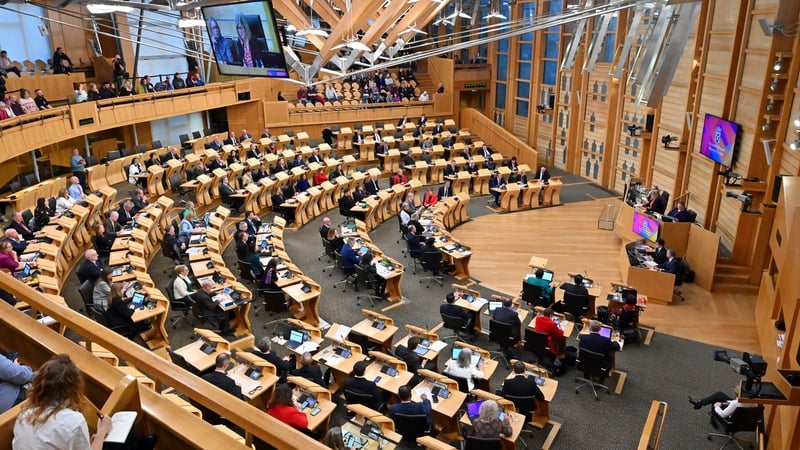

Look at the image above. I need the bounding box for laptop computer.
[131,292,146,308]
[333,346,351,358]
[285,329,306,350]
[541,270,555,282]
[466,401,484,418]
[488,301,502,314]
[599,326,613,339]
[451,348,482,366]
[14,263,31,279]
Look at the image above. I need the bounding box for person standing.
[70,149,87,189]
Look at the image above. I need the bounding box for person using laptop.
[666,201,691,222]
[343,360,384,410]
[501,361,545,421]
[444,348,484,392]
[439,292,473,333]
[468,399,512,439]
[560,274,589,297]
[105,282,150,338]
[526,268,554,304]
[655,249,680,274]
[394,336,430,382]
[252,337,294,383]
[388,385,432,426]
[193,280,234,336]
[292,352,326,387]
[533,308,566,362]
[492,298,521,341]
[580,320,621,362]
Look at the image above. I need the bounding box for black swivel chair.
[446,373,471,395]
[707,405,764,450]
[188,297,215,328]
[355,265,382,307]
[347,331,377,354]
[338,202,355,224]
[521,281,548,308]
[419,250,444,287]
[392,413,430,444]
[464,436,503,450]
[321,239,338,274]
[236,260,256,285]
[489,319,516,369]
[166,277,192,329]
[504,394,538,424]
[406,239,423,274]
[617,308,642,343]
[255,288,288,317]
[333,253,358,291]
[78,280,95,313]
[523,328,554,369]
[166,346,199,375]
[574,347,611,400]
[440,313,469,342]
[673,258,690,301]
[562,292,589,329]
[344,389,384,412]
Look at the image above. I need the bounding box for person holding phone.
[0,353,33,414]
[267,384,308,429]
[469,399,512,438]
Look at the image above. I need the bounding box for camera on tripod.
[714,350,768,393]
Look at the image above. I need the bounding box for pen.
[96,413,104,419]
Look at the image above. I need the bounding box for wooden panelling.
[687,155,714,223]
[710,0,743,29]
[698,77,728,113]
[717,196,742,251]
[740,53,770,90]
[706,34,739,76]
[512,116,529,140]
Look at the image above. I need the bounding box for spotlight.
[536,104,547,114]
[773,56,783,72]
[627,124,643,136]
[766,100,775,111]
[762,120,771,131]
[791,139,800,151]
[794,116,800,128]
[769,80,779,91]
[661,135,678,148]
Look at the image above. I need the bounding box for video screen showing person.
[202,0,289,78]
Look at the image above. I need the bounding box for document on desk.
[414,386,433,399]
[296,341,320,354]
[429,340,448,352]
[642,260,658,268]
[332,325,351,343]
[186,247,203,254]
[472,297,489,309]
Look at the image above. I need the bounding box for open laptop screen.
[131,292,146,307]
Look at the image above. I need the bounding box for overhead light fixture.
[766,100,775,111]
[661,135,678,148]
[484,11,507,20]
[178,19,205,28]
[773,56,783,72]
[399,23,427,36]
[791,139,800,151]
[86,3,133,14]
[770,80,779,91]
[793,116,800,128]
[332,39,371,53]
[762,119,771,131]
[297,0,329,38]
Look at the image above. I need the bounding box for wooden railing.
[460,108,539,167]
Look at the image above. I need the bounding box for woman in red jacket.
[267,384,308,429]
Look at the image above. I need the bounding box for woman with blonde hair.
[234,13,265,68]
[12,354,112,449]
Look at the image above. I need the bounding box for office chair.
[440,313,469,342]
[707,405,764,450]
[165,277,192,329]
[151,140,162,149]
[333,253,358,291]
[355,265,382,307]
[504,393,538,445]
[346,331,377,354]
[617,308,642,343]
[562,291,589,329]
[446,373,471,395]
[521,281,548,308]
[392,413,430,444]
[344,389,384,412]
[170,174,191,196]
[575,347,611,400]
[179,134,191,149]
[523,328,554,369]
[464,436,503,450]
[255,288,288,317]
[78,280,94,313]
[191,131,202,139]
[21,209,33,227]
[121,147,133,157]
[236,260,256,285]
[489,319,515,369]
[188,297,214,328]
[419,250,444,287]
[686,209,698,223]
[106,150,121,160]
[673,258,689,301]
[406,239,423,274]
[338,202,355,225]
[317,229,330,261]
[322,240,339,275]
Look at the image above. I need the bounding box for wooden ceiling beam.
[382,0,448,48]
[299,0,340,29]
[272,0,327,49]
[317,0,387,60]
[356,0,415,51]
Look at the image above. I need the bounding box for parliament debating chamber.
[0,0,799,448]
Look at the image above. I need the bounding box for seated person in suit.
[206,136,223,151]
[327,228,344,253]
[329,163,344,179]
[292,352,326,387]
[253,337,294,383]
[271,157,290,174]
[77,249,104,285]
[393,336,431,380]
[357,252,387,298]
[526,268,554,304]
[90,223,113,260]
[202,353,243,399]
[193,280,234,335]
[501,361,545,421]
[534,166,551,183]
[464,159,480,175]
[440,292,473,332]
[492,297,522,341]
[405,225,425,256]
[178,212,196,246]
[423,187,438,207]
[580,320,621,362]
[271,191,295,224]
[401,152,415,168]
[338,188,362,221]
[688,391,740,418]
[652,238,668,264]
[506,156,519,171]
[318,217,331,240]
[532,308,565,359]
[130,189,149,215]
[655,248,680,274]
[560,274,589,297]
[353,185,367,202]
[104,283,151,338]
[223,131,239,147]
[489,172,507,207]
[666,201,691,222]
[219,176,243,213]
[444,347,484,392]
[343,360,384,410]
[116,202,135,228]
[365,174,381,195]
[509,168,528,184]
[388,385,432,426]
[341,238,361,273]
[438,180,453,200]
[443,160,459,177]
[268,384,308,430]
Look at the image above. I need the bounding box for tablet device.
[131,292,146,307]
[599,326,613,339]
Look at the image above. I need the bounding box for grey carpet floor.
[57,173,748,449]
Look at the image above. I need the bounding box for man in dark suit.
[219,176,243,213]
[3,229,29,257]
[207,136,223,151]
[6,212,36,241]
[652,239,668,264]
[130,189,149,215]
[116,201,135,228]
[492,298,522,340]
[666,201,691,222]
[394,336,429,379]
[338,189,362,221]
[489,172,507,207]
[77,249,104,284]
[343,360,384,410]
[479,144,493,159]
[341,238,361,273]
[365,174,380,195]
[309,148,325,165]
[104,211,121,237]
[194,280,234,335]
[397,115,409,127]
[535,166,551,183]
[443,160,459,178]
[388,385,432,426]
[201,353,243,399]
[321,124,334,146]
[440,292,473,332]
[506,156,519,171]
[252,337,294,382]
[501,361,545,421]
[240,129,253,141]
[246,143,261,160]
[579,320,621,363]
[656,249,680,275]
[438,180,453,200]
[560,274,589,297]
[241,211,261,235]
[318,217,331,240]
[292,352,326,387]
[271,190,294,224]
[352,130,365,149]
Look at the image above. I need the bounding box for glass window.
[498,38,509,53]
[517,81,530,99]
[495,84,507,109]
[0,3,51,62]
[517,62,531,80]
[522,2,536,18]
[545,33,559,58]
[497,55,508,81]
[516,99,529,117]
[519,43,533,60]
[548,0,562,13]
[520,32,534,42]
[543,61,557,85]
[600,16,618,63]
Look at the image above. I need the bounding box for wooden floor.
[452,199,760,353]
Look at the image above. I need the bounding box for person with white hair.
[444,347,484,392]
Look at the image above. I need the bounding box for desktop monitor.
[699,114,739,167]
[131,292,146,307]
[632,210,660,242]
[621,288,638,303]
[202,0,290,78]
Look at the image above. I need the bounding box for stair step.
[715,263,751,276]
[712,282,760,294]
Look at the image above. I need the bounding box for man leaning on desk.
[501,361,545,421]
[343,361,384,410]
[193,280,235,335]
[440,292,473,333]
[201,353,243,399]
